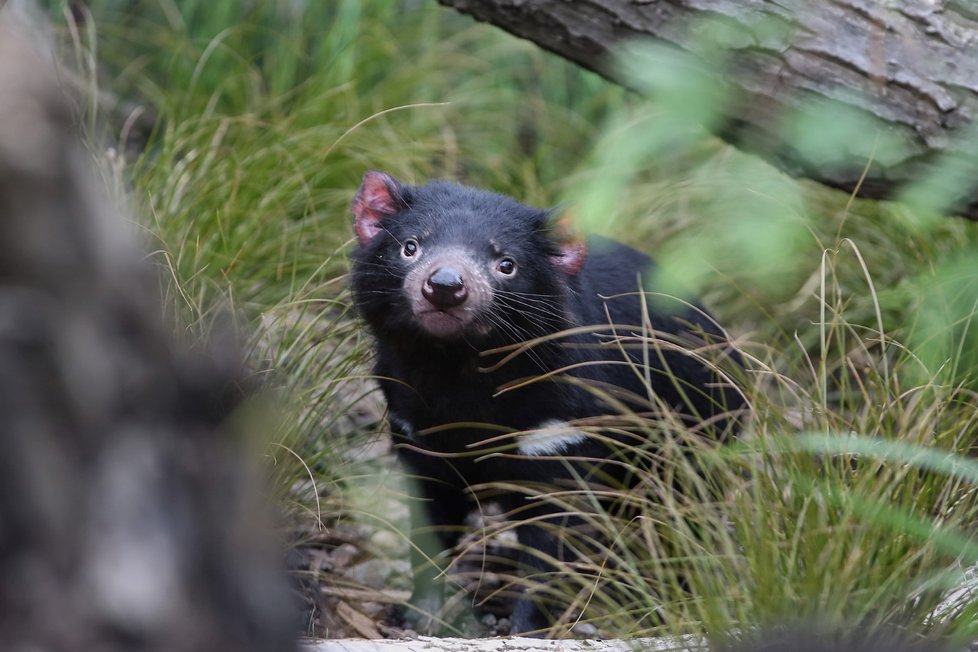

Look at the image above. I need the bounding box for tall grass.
[43,2,634,635]
[43,0,978,643]
[451,238,978,640]
[476,36,978,642]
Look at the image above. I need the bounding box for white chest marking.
[516,419,587,456]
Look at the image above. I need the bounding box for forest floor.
[289,431,516,640]
[287,411,611,641]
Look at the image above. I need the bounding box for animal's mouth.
[415,308,468,338]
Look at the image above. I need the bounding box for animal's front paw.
[509,597,551,637]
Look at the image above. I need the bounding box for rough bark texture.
[301,630,944,652]
[439,0,978,219]
[302,635,703,652]
[0,14,296,652]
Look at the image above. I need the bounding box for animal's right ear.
[545,206,587,276]
[353,171,407,245]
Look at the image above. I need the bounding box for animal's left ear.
[546,207,587,276]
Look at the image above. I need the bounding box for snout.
[422,267,468,309]
[404,250,491,338]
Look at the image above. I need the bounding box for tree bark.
[439,0,978,220]
[302,635,703,652]
[0,12,296,652]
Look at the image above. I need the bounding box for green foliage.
[543,31,978,643]
[57,0,624,313]
[46,0,629,607]
[48,0,978,643]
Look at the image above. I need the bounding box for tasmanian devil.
[350,170,745,635]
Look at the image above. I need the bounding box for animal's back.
[566,236,743,437]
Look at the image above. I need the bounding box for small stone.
[346,559,392,589]
[573,622,600,637]
[370,529,407,556]
[481,613,497,627]
[386,561,412,590]
[330,542,359,569]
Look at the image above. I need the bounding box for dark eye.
[402,239,419,257]
[496,257,516,275]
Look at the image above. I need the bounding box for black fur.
[350,172,746,635]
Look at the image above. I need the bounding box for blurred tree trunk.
[0,16,296,652]
[439,0,978,220]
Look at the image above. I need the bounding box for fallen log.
[302,635,704,652]
[439,0,978,219]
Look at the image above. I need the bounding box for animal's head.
[350,170,586,343]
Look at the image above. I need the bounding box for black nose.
[422,267,467,309]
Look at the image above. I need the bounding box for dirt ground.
[288,432,523,639]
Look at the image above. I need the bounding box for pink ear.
[353,171,406,245]
[546,209,587,275]
[551,239,587,276]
